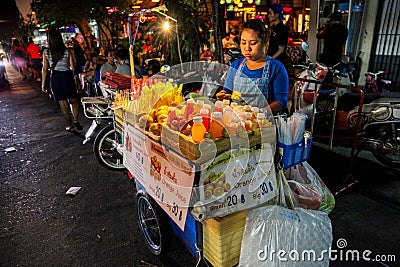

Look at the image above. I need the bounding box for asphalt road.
[1,61,399,267]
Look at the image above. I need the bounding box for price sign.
[193,144,277,219]
[145,141,195,230]
[124,124,150,185]
[124,125,195,230]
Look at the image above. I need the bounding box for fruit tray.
[160,125,276,163]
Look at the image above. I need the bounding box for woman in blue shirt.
[217,19,288,114]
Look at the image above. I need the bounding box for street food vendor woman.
[217,19,289,114]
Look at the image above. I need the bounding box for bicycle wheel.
[137,195,170,256]
[93,124,125,171]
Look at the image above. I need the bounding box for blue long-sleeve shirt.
[223,57,289,108]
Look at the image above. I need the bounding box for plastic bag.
[239,169,333,266]
[239,204,332,267]
[284,162,335,213]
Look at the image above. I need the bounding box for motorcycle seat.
[337,92,400,111]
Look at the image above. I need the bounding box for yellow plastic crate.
[203,211,246,267]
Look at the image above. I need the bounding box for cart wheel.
[137,195,170,256]
[93,124,125,171]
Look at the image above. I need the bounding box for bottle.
[184,99,195,119]
[244,112,253,132]
[222,106,233,125]
[192,116,206,143]
[200,108,210,131]
[203,103,212,114]
[245,119,253,132]
[214,100,224,114]
[209,112,224,139]
[228,122,238,135]
[230,102,238,109]
[244,105,252,113]
[251,107,260,121]
[195,99,204,113]
[256,112,266,128]
[223,99,230,108]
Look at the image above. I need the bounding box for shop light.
[226,0,232,3]
[248,0,253,3]
[283,7,292,13]
[227,4,234,11]
[220,0,225,4]
[238,2,243,7]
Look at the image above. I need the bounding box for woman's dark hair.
[329,11,342,22]
[47,29,66,63]
[12,38,20,47]
[105,49,115,57]
[116,47,129,61]
[242,19,268,45]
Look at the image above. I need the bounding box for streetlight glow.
[163,21,170,30]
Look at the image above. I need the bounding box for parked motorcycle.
[293,42,400,168]
[81,83,125,171]
[325,92,400,168]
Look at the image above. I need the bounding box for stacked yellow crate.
[203,211,246,267]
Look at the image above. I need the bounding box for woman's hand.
[216,90,231,101]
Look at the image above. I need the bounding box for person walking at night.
[316,11,348,67]
[26,37,42,81]
[11,38,28,79]
[41,29,83,132]
[316,11,348,87]
[267,3,288,66]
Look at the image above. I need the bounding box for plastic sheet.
[239,205,332,267]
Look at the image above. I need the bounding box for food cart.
[105,59,318,266]
[104,8,316,266]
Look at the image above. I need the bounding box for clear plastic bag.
[284,162,335,213]
[239,204,332,267]
[239,170,333,267]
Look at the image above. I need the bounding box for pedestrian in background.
[267,3,288,66]
[115,47,143,78]
[316,11,348,67]
[11,38,28,79]
[316,11,348,88]
[42,29,83,132]
[100,49,116,81]
[26,37,42,81]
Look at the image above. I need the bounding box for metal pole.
[329,85,339,150]
[345,0,353,55]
